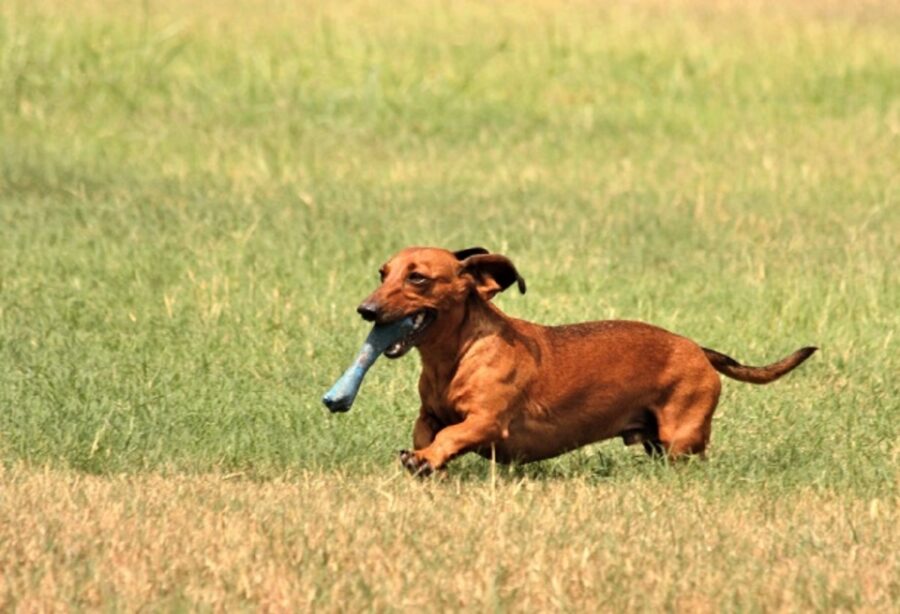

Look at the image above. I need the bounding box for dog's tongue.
[322,317,416,413]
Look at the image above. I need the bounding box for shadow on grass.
[440,445,681,484]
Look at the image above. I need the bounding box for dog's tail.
[702,346,817,384]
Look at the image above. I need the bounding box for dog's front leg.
[400,416,500,476]
[412,408,441,450]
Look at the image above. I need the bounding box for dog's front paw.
[398,449,434,477]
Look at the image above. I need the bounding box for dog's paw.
[398,449,434,478]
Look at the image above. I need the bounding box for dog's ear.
[460,253,526,301]
[453,246,490,261]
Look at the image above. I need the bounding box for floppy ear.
[452,246,490,261]
[460,253,527,301]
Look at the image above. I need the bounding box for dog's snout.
[357,302,379,322]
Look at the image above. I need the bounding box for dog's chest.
[419,384,466,426]
[418,339,527,424]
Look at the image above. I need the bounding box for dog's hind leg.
[621,409,660,454]
[655,373,721,459]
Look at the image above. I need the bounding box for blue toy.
[322,316,416,412]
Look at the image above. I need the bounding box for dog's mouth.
[383,309,436,359]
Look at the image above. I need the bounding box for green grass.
[1,0,898,609]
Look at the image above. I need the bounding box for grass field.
[1,0,898,610]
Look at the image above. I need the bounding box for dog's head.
[357,246,526,358]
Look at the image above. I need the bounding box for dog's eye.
[407,272,429,285]
[379,269,387,282]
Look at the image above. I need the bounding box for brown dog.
[354,246,816,476]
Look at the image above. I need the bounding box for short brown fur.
[356,247,817,476]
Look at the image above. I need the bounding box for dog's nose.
[356,302,379,322]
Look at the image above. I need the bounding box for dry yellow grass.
[1,465,896,611]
